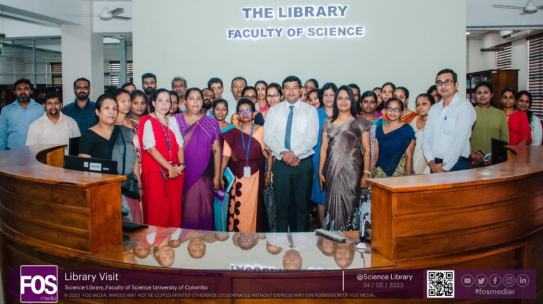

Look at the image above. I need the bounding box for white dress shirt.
[25,112,81,155]
[225,98,238,123]
[142,117,184,150]
[264,99,319,160]
[422,93,476,171]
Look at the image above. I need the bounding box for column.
[60,0,103,104]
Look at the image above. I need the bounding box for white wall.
[467,39,485,73]
[466,31,529,90]
[133,0,467,109]
[511,39,528,91]
[61,1,104,103]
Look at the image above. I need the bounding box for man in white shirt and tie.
[422,68,476,173]
[26,92,80,154]
[264,76,319,232]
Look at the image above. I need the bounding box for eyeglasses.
[284,86,299,91]
[244,95,257,100]
[238,109,253,115]
[387,107,401,113]
[435,79,455,86]
[267,93,280,98]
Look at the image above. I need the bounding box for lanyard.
[154,113,172,161]
[241,123,254,167]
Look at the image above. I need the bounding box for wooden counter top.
[0,144,542,303]
[367,145,531,192]
[0,144,125,188]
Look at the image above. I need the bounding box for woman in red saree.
[139,88,185,228]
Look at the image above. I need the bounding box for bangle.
[363,170,372,175]
[139,187,143,190]
[178,163,185,167]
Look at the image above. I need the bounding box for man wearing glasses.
[0,78,44,151]
[227,77,247,123]
[61,77,97,133]
[26,92,80,155]
[172,76,188,111]
[264,75,319,232]
[422,68,476,173]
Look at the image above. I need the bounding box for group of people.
[0,68,541,234]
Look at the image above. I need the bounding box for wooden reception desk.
[0,144,542,303]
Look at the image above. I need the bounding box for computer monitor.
[491,138,509,165]
[68,137,80,156]
[64,155,118,174]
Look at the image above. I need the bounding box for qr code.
[427,270,454,298]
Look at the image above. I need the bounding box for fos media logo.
[20,265,58,303]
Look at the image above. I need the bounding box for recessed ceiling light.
[466,32,471,35]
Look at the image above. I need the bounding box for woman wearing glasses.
[261,83,283,120]
[220,99,270,232]
[318,86,372,231]
[260,83,283,231]
[501,87,531,145]
[312,82,337,227]
[372,98,416,178]
[174,88,222,230]
[231,86,265,126]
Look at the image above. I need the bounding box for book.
[224,167,235,193]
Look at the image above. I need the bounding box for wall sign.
[227,5,364,40]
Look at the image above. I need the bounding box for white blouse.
[142,116,184,150]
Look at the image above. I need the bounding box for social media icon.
[516,274,529,287]
[475,274,488,287]
[20,265,58,303]
[461,274,474,287]
[503,274,515,287]
[489,274,501,287]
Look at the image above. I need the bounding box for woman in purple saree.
[174,88,222,230]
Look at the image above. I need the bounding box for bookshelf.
[466,69,518,109]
